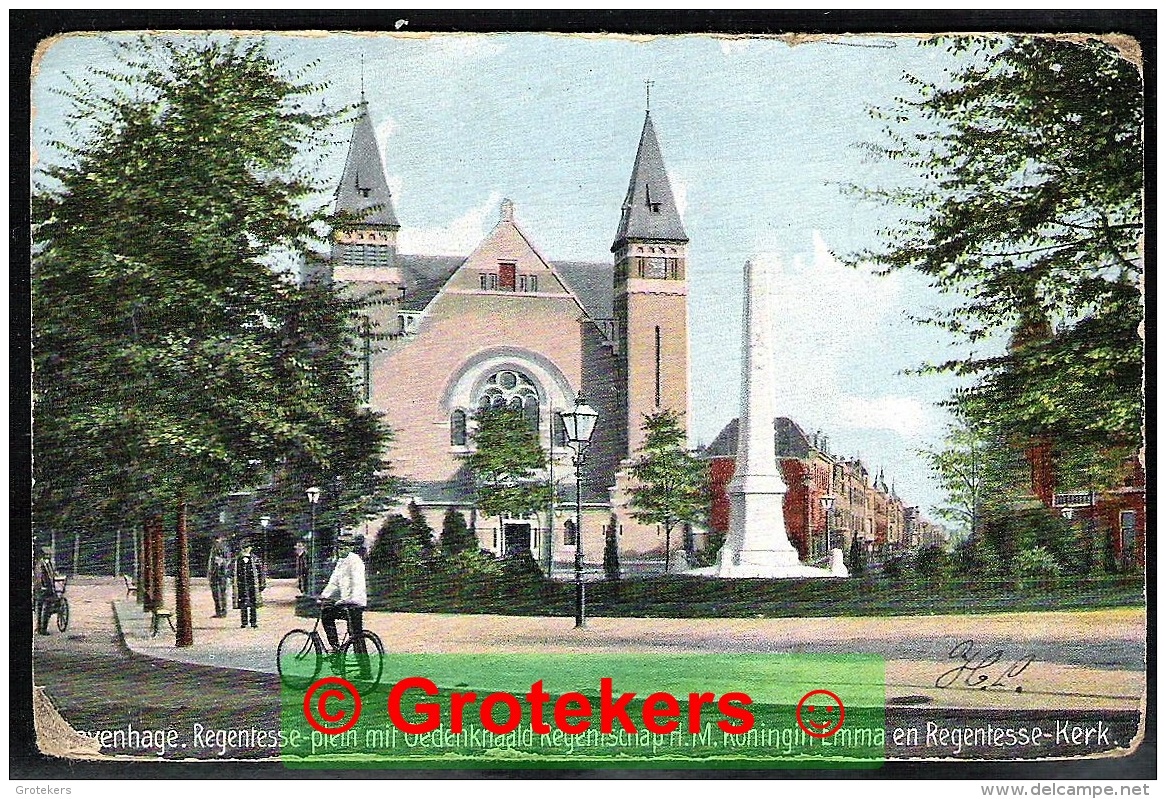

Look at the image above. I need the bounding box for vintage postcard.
[20,14,1150,784]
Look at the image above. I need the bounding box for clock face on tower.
[645,256,667,279]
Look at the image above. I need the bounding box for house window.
[519,275,528,293]
[1120,510,1137,555]
[489,273,499,290]
[564,519,578,546]
[499,262,516,291]
[450,410,467,446]
[529,275,537,292]
[480,274,488,291]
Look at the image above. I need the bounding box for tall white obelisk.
[716,259,810,578]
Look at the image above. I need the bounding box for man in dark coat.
[231,539,265,629]
[294,540,309,594]
[207,535,232,618]
[34,545,59,635]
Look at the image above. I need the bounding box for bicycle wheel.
[277,629,322,690]
[338,631,385,689]
[56,598,69,632]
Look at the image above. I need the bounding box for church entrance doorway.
[502,522,532,557]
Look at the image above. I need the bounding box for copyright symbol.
[303,676,362,735]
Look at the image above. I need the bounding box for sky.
[31,31,994,523]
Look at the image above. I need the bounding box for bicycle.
[276,599,384,691]
[36,575,69,633]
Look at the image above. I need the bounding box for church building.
[321,99,692,570]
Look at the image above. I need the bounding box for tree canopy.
[627,410,709,568]
[462,407,552,523]
[32,36,395,533]
[853,36,1143,464]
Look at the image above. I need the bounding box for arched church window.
[475,370,540,432]
[563,519,578,546]
[450,409,467,446]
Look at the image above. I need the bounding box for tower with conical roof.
[612,110,689,455]
[332,100,401,271]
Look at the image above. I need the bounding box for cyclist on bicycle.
[34,544,59,636]
[320,533,368,671]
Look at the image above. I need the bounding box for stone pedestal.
[710,259,844,580]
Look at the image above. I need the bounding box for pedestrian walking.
[207,535,232,618]
[294,540,309,594]
[231,538,265,629]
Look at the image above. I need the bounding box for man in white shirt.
[320,534,368,666]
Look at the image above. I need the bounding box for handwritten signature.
[935,640,1034,692]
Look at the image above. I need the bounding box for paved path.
[100,577,1145,712]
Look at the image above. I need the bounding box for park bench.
[150,608,175,637]
[122,574,137,597]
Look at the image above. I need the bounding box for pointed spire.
[335,103,399,229]
[612,111,687,252]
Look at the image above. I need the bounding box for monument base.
[683,544,848,579]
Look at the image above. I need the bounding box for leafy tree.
[368,513,424,576]
[923,396,1030,537]
[462,407,552,537]
[627,410,709,572]
[603,514,621,582]
[407,501,435,553]
[33,36,394,533]
[440,508,476,556]
[853,36,1143,468]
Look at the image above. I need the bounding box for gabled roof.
[335,102,400,229]
[398,255,464,311]
[554,260,614,320]
[612,112,688,251]
[704,417,811,460]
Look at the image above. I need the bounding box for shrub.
[950,534,1002,578]
[882,554,906,582]
[440,508,475,556]
[368,514,411,575]
[1015,545,1062,589]
[847,537,867,576]
[914,544,948,579]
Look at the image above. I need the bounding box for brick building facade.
[321,101,692,568]
[704,417,935,564]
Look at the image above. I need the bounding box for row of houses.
[701,416,947,564]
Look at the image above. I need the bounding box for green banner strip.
[280,653,886,769]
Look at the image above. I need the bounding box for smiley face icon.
[795,690,845,738]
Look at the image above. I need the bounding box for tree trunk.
[664,523,671,573]
[114,528,122,578]
[175,499,194,647]
[150,515,165,612]
[140,516,154,609]
[72,531,80,575]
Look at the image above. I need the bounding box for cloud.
[742,230,927,445]
[837,395,933,439]
[398,192,503,256]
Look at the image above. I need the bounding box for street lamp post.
[820,495,836,555]
[306,487,321,594]
[559,396,598,629]
[259,515,271,577]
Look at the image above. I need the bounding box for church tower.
[332,100,401,270]
[612,110,689,456]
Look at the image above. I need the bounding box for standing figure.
[34,545,58,636]
[294,540,309,595]
[207,535,232,618]
[320,534,368,674]
[231,539,265,629]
